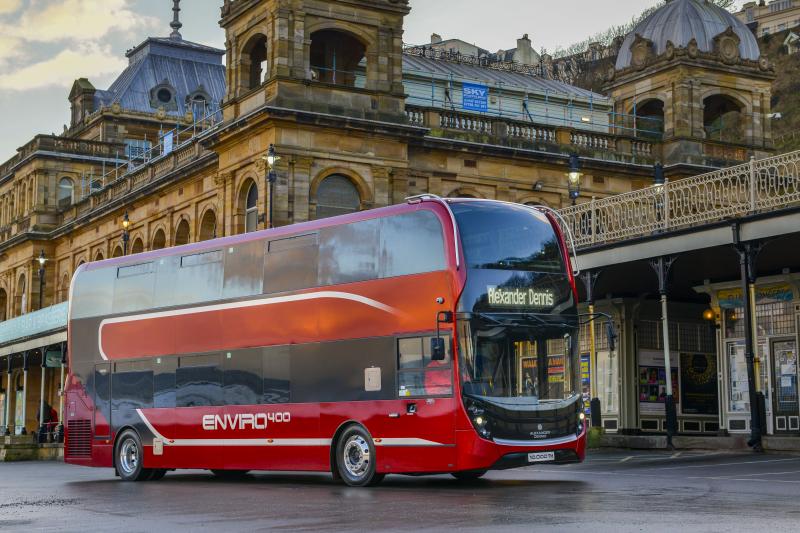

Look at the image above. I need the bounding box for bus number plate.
[528,452,555,463]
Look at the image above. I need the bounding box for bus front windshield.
[458,313,580,406]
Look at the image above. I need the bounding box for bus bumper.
[454,425,587,472]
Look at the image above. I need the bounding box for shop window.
[727,342,749,413]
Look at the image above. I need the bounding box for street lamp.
[121,211,131,255]
[262,144,281,229]
[567,153,582,206]
[37,250,46,310]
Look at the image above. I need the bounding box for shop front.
[635,319,719,434]
[703,279,800,436]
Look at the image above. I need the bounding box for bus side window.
[262,346,290,404]
[174,251,224,305]
[112,360,154,411]
[223,349,263,406]
[223,241,265,299]
[318,219,380,286]
[397,336,453,398]
[380,211,447,278]
[176,354,223,407]
[265,234,319,294]
[154,357,177,408]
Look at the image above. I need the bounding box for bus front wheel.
[114,430,152,482]
[335,426,383,487]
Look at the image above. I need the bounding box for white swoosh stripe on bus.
[98,291,401,361]
[135,410,445,448]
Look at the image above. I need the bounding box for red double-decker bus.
[65,197,585,486]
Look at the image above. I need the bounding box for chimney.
[431,33,443,44]
[515,34,538,65]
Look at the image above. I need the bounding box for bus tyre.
[451,470,487,481]
[335,426,382,487]
[114,430,152,482]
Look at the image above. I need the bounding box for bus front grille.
[66,420,92,458]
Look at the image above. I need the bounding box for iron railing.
[559,150,800,249]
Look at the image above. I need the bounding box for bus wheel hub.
[343,436,370,477]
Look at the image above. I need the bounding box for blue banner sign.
[462,83,489,112]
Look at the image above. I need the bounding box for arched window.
[152,229,166,250]
[310,30,367,87]
[634,99,665,139]
[131,238,144,255]
[175,219,190,246]
[704,94,745,143]
[245,183,259,233]
[199,210,217,241]
[241,34,268,91]
[112,246,123,258]
[58,177,74,208]
[315,175,361,220]
[0,288,7,321]
[16,275,26,316]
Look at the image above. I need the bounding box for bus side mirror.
[431,338,446,361]
[606,322,618,352]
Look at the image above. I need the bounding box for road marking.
[670,452,682,459]
[690,469,800,480]
[619,456,633,463]
[648,457,800,471]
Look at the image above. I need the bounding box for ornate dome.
[615,0,761,70]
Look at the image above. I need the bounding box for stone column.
[391,168,409,205]
[292,156,314,223]
[372,166,391,208]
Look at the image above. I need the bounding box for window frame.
[396,332,455,399]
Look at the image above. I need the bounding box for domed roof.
[615,0,761,70]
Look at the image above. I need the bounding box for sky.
[0,0,745,162]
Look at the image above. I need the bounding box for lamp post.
[567,153,582,206]
[263,145,280,229]
[37,250,46,311]
[121,211,131,255]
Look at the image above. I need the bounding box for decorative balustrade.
[1,135,125,179]
[439,111,492,134]
[571,131,613,151]
[406,107,424,126]
[559,150,800,249]
[507,122,556,143]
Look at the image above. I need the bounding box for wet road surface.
[1,450,799,532]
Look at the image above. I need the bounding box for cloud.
[8,0,158,43]
[0,42,126,91]
[0,0,22,15]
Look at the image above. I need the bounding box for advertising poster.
[638,350,679,414]
[462,83,489,112]
[581,353,591,415]
[680,353,718,415]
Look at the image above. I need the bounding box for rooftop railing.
[559,150,800,249]
[0,136,126,180]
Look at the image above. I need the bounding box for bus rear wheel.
[114,430,152,482]
[451,470,487,481]
[335,426,383,487]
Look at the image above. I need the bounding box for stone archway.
[174,218,191,246]
[152,228,167,250]
[199,209,218,241]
